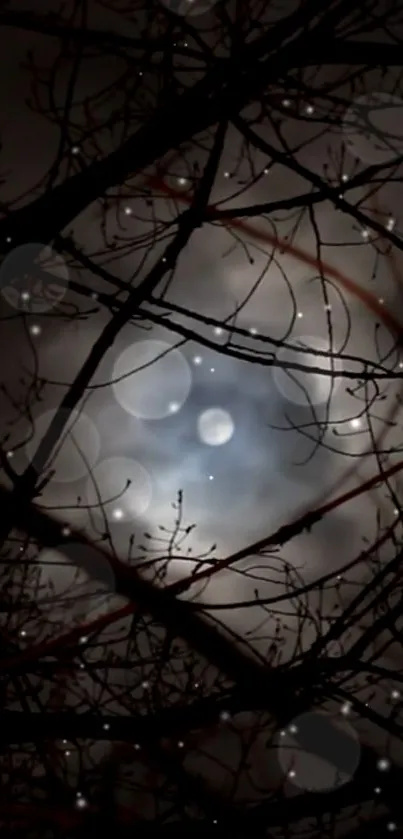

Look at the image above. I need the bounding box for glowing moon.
[112,340,192,420]
[273,335,343,407]
[197,408,234,446]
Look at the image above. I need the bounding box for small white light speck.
[169,402,180,413]
[374,786,381,793]
[263,168,269,175]
[350,418,361,429]
[210,367,215,373]
[223,171,230,178]
[65,750,71,756]
[124,206,132,215]
[361,228,370,240]
[387,217,395,231]
[220,711,231,722]
[76,797,88,810]
[288,769,296,778]
[21,291,30,301]
[193,355,202,365]
[103,723,110,731]
[377,758,390,771]
[62,526,71,537]
[341,702,351,715]
[391,690,400,699]
[178,177,187,186]
[342,174,349,182]
[80,636,88,644]
[30,324,41,336]
[71,146,80,155]
[112,508,124,521]
[214,326,223,336]
[178,740,185,748]
[209,475,214,481]
[305,105,314,114]
[249,327,258,335]
[289,724,298,734]
[387,823,396,832]
[282,99,290,107]
[297,311,303,318]
[20,630,27,637]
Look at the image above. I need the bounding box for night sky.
[1,0,403,834]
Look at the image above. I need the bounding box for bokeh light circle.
[277,710,360,792]
[273,335,343,407]
[0,243,69,312]
[197,407,235,446]
[38,542,116,624]
[85,457,152,522]
[112,340,192,420]
[26,408,101,483]
[343,93,403,165]
[159,0,218,16]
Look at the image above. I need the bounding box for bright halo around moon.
[112,340,192,420]
[197,408,235,446]
[273,336,343,408]
[85,457,152,522]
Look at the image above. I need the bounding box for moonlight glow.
[197,408,235,446]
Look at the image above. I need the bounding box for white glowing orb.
[112,340,192,420]
[0,242,69,313]
[278,710,360,792]
[273,336,343,407]
[85,457,152,521]
[25,408,100,483]
[343,93,403,164]
[197,408,234,446]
